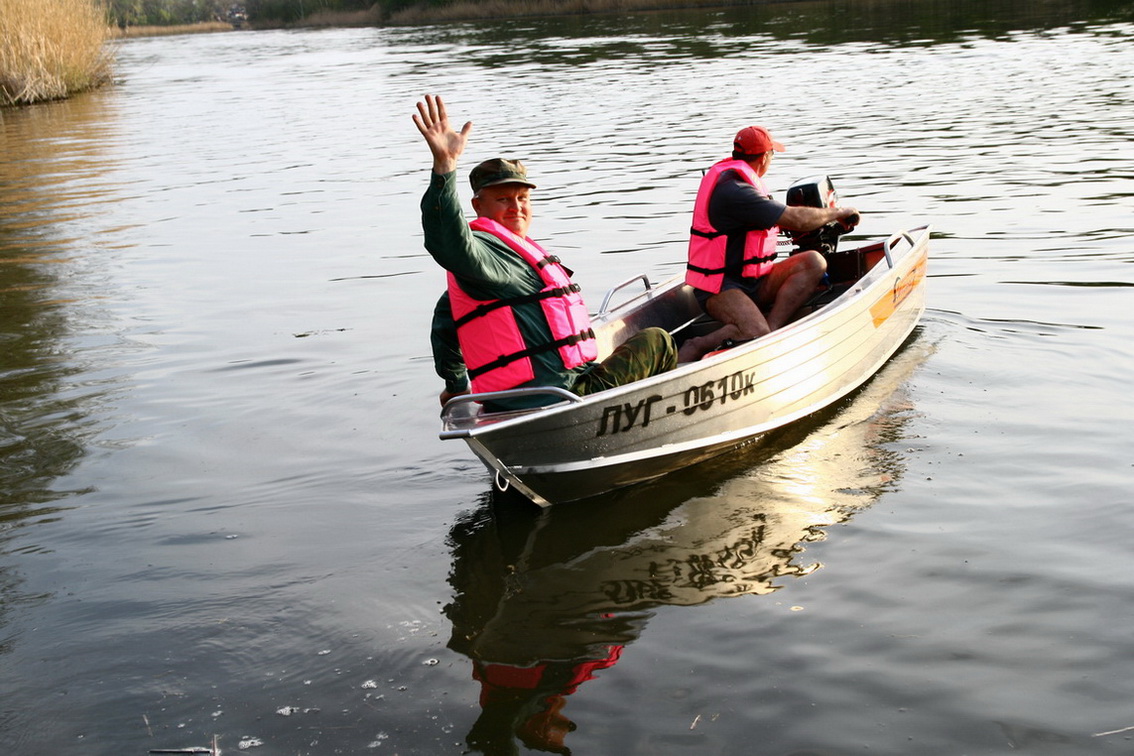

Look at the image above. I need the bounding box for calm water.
[2,0,1133,753]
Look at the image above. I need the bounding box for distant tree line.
[103,0,431,26]
[106,0,235,26]
[243,0,423,24]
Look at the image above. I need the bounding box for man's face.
[472,184,533,238]
[756,150,775,177]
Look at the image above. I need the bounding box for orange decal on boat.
[870,252,927,327]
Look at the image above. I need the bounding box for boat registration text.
[596,367,759,437]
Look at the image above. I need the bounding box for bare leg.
[758,251,827,330]
[678,253,827,363]
[677,288,769,362]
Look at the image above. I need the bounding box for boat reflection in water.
[443,336,930,755]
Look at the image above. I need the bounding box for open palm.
[413,94,473,174]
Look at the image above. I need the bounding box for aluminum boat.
[441,215,930,507]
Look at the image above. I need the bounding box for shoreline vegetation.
[266,0,746,27]
[108,0,764,31]
[109,21,237,38]
[0,0,114,107]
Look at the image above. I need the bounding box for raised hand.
[412,94,473,176]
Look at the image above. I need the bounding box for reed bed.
[108,21,236,38]
[0,0,114,106]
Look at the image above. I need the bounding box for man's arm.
[414,96,523,288]
[777,203,860,233]
[414,93,478,276]
[711,173,860,234]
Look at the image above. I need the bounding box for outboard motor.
[784,175,858,255]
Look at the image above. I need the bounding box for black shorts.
[694,276,767,312]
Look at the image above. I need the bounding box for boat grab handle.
[878,225,930,269]
[881,230,915,268]
[442,386,583,413]
[598,274,652,315]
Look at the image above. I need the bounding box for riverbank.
[245,0,782,28]
[0,0,112,106]
[108,22,238,39]
[385,0,746,25]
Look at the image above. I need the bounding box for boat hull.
[442,226,930,506]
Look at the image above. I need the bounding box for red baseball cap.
[733,125,785,158]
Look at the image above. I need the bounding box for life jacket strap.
[687,253,778,278]
[686,262,728,276]
[453,283,583,328]
[467,329,596,380]
[741,251,778,266]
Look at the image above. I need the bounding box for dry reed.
[1,0,114,106]
[108,21,236,38]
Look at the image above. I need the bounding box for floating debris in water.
[276,706,300,716]
[238,736,263,749]
[150,735,221,755]
[422,658,439,666]
[361,680,379,689]
[293,328,349,338]
[367,732,390,749]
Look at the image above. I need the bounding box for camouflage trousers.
[572,327,677,396]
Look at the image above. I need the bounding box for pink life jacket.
[448,217,597,394]
[686,159,780,293]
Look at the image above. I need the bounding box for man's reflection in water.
[467,643,622,754]
[445,500,656,755]
[443,341,926,755]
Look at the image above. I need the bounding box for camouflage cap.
[469,158,536,193]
